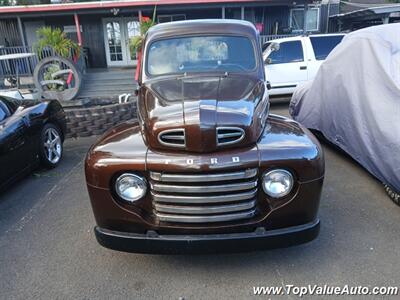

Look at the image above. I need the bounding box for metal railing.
[260,34,301,45]
[0,45,86,79]
[0,46,38,78]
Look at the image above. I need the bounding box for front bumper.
[94,219,320,254]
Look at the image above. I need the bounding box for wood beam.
[74,13,82,46]
[17,17,26,47]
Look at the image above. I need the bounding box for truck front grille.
[149,168,258,223]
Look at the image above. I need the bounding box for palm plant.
[35,26,80,59]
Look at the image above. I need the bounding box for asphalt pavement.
[0,103,399,300]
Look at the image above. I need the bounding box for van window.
[310,35,344,60]
[268,41,304,64]
[262,42,271,52]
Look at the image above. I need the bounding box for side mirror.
[263,42,280,64]
[266,81,272,90]
[270,42,280,52]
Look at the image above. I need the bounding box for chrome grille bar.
[154,200,256,215]
[217,132,243,138]
[150,168,257,182]
[151,189,257,204]
[151,179,257,193]
[155,209,256,223]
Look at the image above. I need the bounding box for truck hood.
[138,75,268,153]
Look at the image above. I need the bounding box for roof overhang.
[0,0,312,17]
[330,4,400,21]
[0,0,315,18]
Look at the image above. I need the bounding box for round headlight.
[262,169,294,198]
[115,173,147,202]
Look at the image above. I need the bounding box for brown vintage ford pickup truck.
[85,20,324,254]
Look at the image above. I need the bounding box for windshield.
[146,35,256,76]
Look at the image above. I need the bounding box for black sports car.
[0,97,66,190]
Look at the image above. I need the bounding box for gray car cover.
[289,24,400,192]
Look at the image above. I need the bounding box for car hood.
[138,75,268,153]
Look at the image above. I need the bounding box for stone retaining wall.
[65,101,137,138]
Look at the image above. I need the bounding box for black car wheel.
[384,185,400,206]
[40,123,63,168]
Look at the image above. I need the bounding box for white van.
[263,34,345,96]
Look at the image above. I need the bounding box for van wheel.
[40,123,63,168]
[384,185,400,206]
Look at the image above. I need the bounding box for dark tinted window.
[268,41,304,64]
[262,42,271,52]
[0,97,17,113]
[310,35,344,60]
[146,36,256,76]
[0,103,7,122]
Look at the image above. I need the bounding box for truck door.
[265,40,308,94]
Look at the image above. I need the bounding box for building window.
[290,7,320,32]
[225,7,242,20]
[157,14,186,23]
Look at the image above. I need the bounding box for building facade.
[0,0,339,69]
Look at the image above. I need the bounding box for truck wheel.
[384,184,400,206]
[40,123,63,168]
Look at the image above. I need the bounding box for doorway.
[103,18,140,67]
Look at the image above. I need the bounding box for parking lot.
[0,103,399,299]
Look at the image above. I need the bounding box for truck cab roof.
[146,19,259,41]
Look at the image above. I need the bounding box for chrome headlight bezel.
[114,173,147,202]
[262,169,294,198]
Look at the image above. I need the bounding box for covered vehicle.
[290,24,400,204]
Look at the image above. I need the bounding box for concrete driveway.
[0,104,399,299]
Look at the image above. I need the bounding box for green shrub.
[35,26,80,59]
